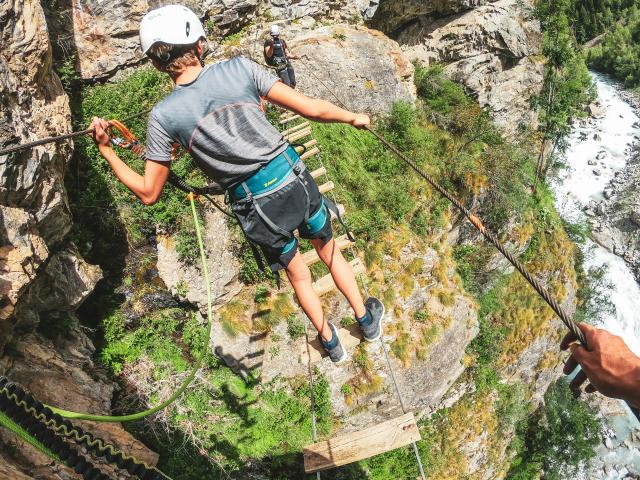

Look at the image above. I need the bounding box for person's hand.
[90,117,112,148]
[561,323,640,408]
[351,113,370,129]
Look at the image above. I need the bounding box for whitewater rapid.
[551,72,640,477]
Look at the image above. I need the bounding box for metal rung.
[318,181,334,194]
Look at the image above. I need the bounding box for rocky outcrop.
[52,0,382,81]
[280,24,416,114]
[0,1,159,476]
[381,0,543,134]
[48,0,261,80]
[0,1,73,245]
[370,0,487,35]
[156,207,242,309]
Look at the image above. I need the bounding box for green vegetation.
[570,0,635,43]
[507,380,601,479]
[534,0,596,184]
[587,6,640,88]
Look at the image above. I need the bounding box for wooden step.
[310,166,326,179]
[301,147,320,161]
[286,127,312,143]
[330,203,346,219]
[303,413,421,473]
[318,181,334,194]
[300,322,363,364]
[282,121,310,137]
[301,233,354,267]
[313,258,364,297]
[280,114,300,124]
[294,139,318,154]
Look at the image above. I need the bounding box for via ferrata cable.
[0,109,152,158]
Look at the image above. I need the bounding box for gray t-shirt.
[145,56,287,188]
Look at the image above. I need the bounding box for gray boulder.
[399,0,544,135]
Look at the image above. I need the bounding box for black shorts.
[230,166,333,272]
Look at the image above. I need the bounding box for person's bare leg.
[311,238,366,318]
[285,251,332,341]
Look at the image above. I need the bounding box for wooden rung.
[301,147,320,161]
[318,181,334,194]
[310,166,326,179]
[295,140,318,155]
[313,258,364,297]
[330,203,346,219]
[282,121,310,137]
[280,114,300,124]
[300,322,363,364]
[301,233,354,267]
[303,413,421,473]
[286,128,312,143]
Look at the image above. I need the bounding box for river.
[551,72,640,478]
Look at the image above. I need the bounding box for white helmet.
[139,5,206,55]
[270,24,280,36]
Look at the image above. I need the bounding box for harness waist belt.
[229,145,300,200]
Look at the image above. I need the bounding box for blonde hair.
[148,42,200,76]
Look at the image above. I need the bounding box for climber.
[264,24,299,89]
[89,4,383,364]
[561,323,640,410]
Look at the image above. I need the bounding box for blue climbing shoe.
[320,323,348,364]
[358,297,384,342]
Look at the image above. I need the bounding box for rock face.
[156,207,242,310]
[282,24,416,114]
[50,0,261,80]
[0,0,76,345]
[0,327,158,478]
[55,0,381,80]
[0,2,158,477]
[376,0,543,134]
[370,0,487,34]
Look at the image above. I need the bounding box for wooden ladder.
[280,111,358,298]
[279,111,424,475]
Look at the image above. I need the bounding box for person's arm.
[561,323,640,409]
[283,41,299,60]
[266,81,369,128]
[264,39,274,59]
[91,117,169,205]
